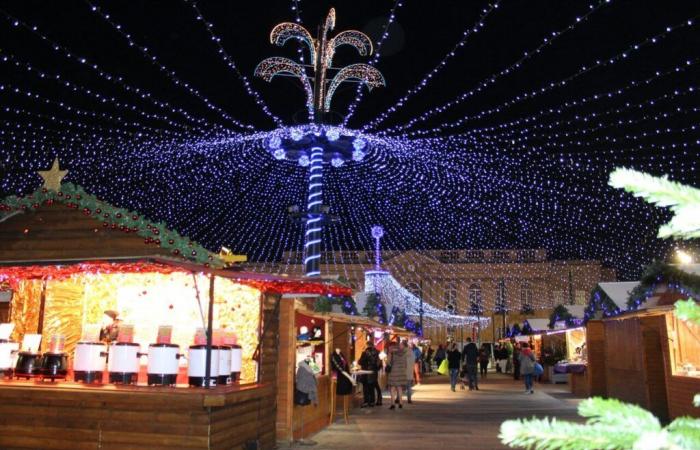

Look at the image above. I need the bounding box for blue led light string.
[390,14,699,137]
[0,82,201,141]
[417,58,700,139]
[0,9,224,131]
[477,87,699,147]
[360,0,502,131]
[365,0,610,132]
[0,52,216,134]
[84,1,257,131]
[183,0,284,127]
[342,0,403,127]
[304,146,324,277]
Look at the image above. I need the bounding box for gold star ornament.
[38,158,68,191]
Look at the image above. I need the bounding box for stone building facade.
[249,248,616,343]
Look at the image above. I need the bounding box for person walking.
[496,344,508,373]
[359,340,381,407]
[505,340,514,373]
[425,346,434,373]
[446,343,461,392]
[462,337,479,390]
[479,344,490,378]
[434,344,446,371]
[519,342,536,394]
[512,341,521,380]
[410,342,422,385]
[387,341,408,409]
[405,341,416,404]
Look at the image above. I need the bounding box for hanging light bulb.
[290,128,304,141]
[267,135,282,150]
[352,149,366,162]
[298,154,310,167]
[273,148,286,160]
[326,127,340,141]
[331,157,345,168]
[353,138,367,151]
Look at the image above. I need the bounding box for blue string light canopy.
[254,8,385,277]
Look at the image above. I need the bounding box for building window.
[439,251,459,263]
[444,281,458,314]
[520,282,533,314]
[469,283,483,316]
[464,250,485,261]
[517,250,536,261]
[495,279,507,313]
[552,290,566,306]
[575,290,588,305]
[493,250,510,261]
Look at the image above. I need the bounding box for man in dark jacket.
[359,341,381,406]
[462,337,479,390]
[446,343,462,392]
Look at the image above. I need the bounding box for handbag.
[534,362,544,376]
[437,358,449,375]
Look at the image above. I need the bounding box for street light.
[676,249,693,265]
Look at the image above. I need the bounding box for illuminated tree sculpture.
[255,8,385,277]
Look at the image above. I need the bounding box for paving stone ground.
[285,371,582,450]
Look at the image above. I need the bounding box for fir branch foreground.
[499,299,700,450]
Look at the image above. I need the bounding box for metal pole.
[419,281,424,337]
[304,146,324,277]
[205,274,215,389]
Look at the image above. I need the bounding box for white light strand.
[342,0,403,126]
[85,1,257,131]
[183,0,284,127]
[391,15,699,137]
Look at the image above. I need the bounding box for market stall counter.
[0,257,352,450]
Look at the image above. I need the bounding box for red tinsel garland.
[0,261,352,297]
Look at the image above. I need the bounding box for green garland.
[627,261,700,309]
[0,183,222,267]
[548,304,574,329]
[585,286,623,321]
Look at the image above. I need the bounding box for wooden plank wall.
[586,320,607,396]
[0,292,282,450]
[0,204,172,260]
[662,313,700,419]
[276,296,295,442]
[640,315,669,422]
[208,292,281,450]
[0,385,211,450]
[603,317,650,408]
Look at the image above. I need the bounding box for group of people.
[357,339,423,410]
[353,337,539,411]
[436,338,540,394]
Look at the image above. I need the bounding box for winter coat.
[405,348,415,382]
[447,349,461,369]
[387,347,409,387]
[462,342,478,365]
[331,352,354,395]
[359,346,380,383]
[296,361,318,404]
[519,348,536,375]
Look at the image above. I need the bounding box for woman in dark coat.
[331,348,354,395]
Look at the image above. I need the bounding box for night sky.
[0,0,698,279]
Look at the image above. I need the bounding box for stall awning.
[0,257,352,297]
[525,318,550,332]
[599,281,640,309]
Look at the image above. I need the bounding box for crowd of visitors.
[355,336,541,411]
